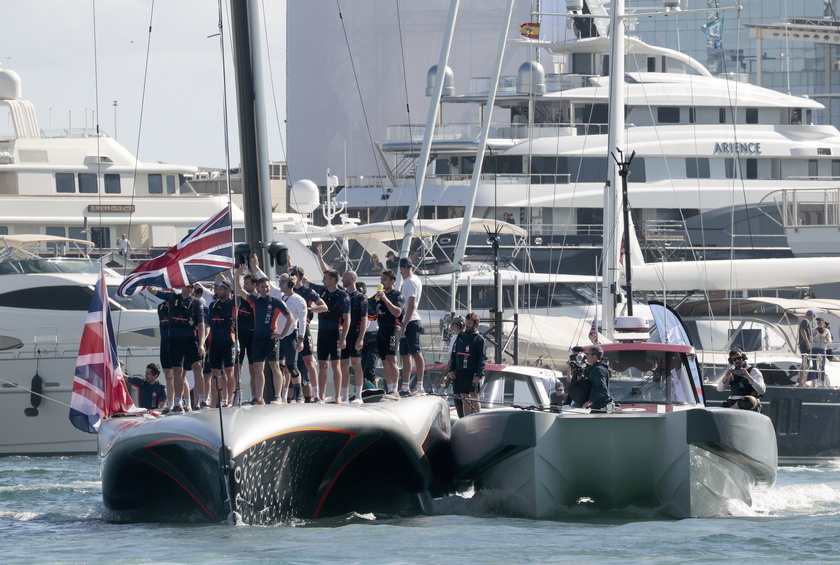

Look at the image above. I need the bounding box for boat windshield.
[480,369,549,409]
[0,258,102,275]
[605,349,698,406]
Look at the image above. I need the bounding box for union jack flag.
[117,208,234,297]
[70,266,137,433]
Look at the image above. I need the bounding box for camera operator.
[716,348,765,412]
[565,346,590,408]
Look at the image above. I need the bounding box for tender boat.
[450,339,778,518]
[99,396,452,523]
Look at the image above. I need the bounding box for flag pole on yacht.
[398,0,460,282]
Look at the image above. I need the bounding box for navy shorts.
[279,332,298,368]
[159,338,172,370]
[251,336,279,363]
[237,329,254,364]
[209,340,236,370]
[399,320,422,355]
[453,370,480,395]
[317,328,341,361]
[341,330,362,359]
[377,327,399,358]
[300,326,314,357]
[169,335,201,370]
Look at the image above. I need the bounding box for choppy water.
[2,455,840,564]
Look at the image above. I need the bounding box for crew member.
[341,271,368,404]
[279,273,307,402]
[582,345,612,411]
[310,269,351,403]
[126,363,167,410]
[373,269,404,399]
[447,312,486,417]
[399,256,425,395]
[208,279,237,407]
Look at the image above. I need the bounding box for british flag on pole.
[117,208,234,297]
[69,266,137,433]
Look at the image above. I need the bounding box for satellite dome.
[516,61,545,95]
[289,179,320,214]
[426,65,455,97]
[0,68,22,101]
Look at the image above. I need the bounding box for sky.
[2,0,286,169]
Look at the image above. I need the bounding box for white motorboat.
[0,235,159,455]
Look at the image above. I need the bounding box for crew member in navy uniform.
[341,272,368,404]
[447,312,486,417]
[582,344,612,412]
[208,279,237,407]
[236,272,257,401]
[373,269,404,399]
[126,363,167,410]
[156,300,175,413]
[717,348,766,412]
[309,269,351,403]
[291,264,328,402]
[149,285,206,413]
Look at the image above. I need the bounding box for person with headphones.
[716,348,766,412]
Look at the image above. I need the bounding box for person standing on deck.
[373,270,404,399]
[207,279,237,407]
[399,257,425,395]
[582,344,612,412]
[308,269,351,403]
[447,312,486,417]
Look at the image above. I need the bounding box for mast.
[398,0,460,277]
[600,0,626,339]
[230,0,274,275]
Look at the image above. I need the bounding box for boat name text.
[713,142,761,155]
[87,205,136,213]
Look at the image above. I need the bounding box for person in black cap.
[385,250,398,270]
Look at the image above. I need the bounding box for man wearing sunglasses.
[582,345,613,412]
[716,348,766,412]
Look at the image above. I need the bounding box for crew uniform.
[310,282,351,361]
[157,301,171,369]
[156,290,205,370]
[280,286,307,372]
[126,376,166,410]
[208,296,237,371]
[294,283,322,382]
[448,330,487,396]
[236,293,255,365]
[372,288,403,359]
[341,287,368,360]
[245,292,291,363]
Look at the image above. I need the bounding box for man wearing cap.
[208,279,237,407]
[798,310,817,385]
[399,256,426,395]
[385,250,398,270]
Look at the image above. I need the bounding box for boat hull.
[98,396,452,524]
[451,406,777,519]
[704,384,840,465]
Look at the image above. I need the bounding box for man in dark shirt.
[150,285,206,413]
[126,363,167,410]
[447,312,486,417]
[583,345,612,411]
[310,269,351,403]
[208,279,237,407]
[156,300,174,411]
[373,269,404,399]
[341,271,368,403]
[236,273,257,401]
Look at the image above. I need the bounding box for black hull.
[703,384,840,464]
[99,397,452,524]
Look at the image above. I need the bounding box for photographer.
[717,348,765,412]
[565,346,590,408]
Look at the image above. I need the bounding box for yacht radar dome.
[566,0,584,11]
[0,65,22,101]
[289,179,320,214]
[426,65,455,97]
[517,61,546,95]
[663,0,681,11]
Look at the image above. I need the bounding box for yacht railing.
[385,123,581,144]
[772,187,840,228]
[467,73,596,95]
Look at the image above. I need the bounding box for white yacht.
[0,63,241,253]
[338,30,840,272]
[0,235,160,454]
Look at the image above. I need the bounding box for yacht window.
[166,175,177,194]
[68,227,86,241]
[809,159,818,179]
[0,227,7,235]
[832,160,840,179]
[629,157,645,183]
[686,158,710,179]
[104,173,121,194]
[78,173,98,194]
[725,158,736,179]
[746,108,758,124]
[818,148,831,156]
[719,108,727,123]
[45,227,65,254]
[689,107,696,124]
[89,227,111,249]
[56,172,75,193]
[0,335,24,351]
[746,159,758,179]
[657,107,680,123]
[0,286,98,311]
[148,174,163,194]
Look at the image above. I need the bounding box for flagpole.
[100,263,111,418]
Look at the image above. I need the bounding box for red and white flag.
[69,267,137,433]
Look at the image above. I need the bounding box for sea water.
[2,455,840,565]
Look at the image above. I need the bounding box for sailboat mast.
[230,0,274,275]
[600,0,626,339]
[398,0,460,275]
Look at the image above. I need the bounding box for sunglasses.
[729,358,742,363]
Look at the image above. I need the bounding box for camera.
[732,368,745,377]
